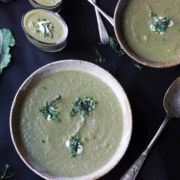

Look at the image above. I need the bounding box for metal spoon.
[87,0,115,26]
[120,77,180,180]
[92,0,109,44]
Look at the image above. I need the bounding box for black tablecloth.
[0,0,180,179]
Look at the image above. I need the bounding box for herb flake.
[134,62,143,71]
[0,164,14,179]
[109,36,125,56]
[69,135,83,158]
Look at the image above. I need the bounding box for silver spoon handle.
[87,0,115,27]
[120,115,171,180]
[93,0,109,44]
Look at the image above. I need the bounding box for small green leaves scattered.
[95,48,105,63]
[69,135,83,158]
[0,164,14,179]
[150,15,170,34]
[109,36,125,56]
[38,94,61,122]
[134,62,143,71]
[150,12,156,17]
[0,28,15,75]
[70,97,97,118]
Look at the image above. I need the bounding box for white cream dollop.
[36,21,51,34]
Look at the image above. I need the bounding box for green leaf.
[0,28,15,75]
[134,62,143,71]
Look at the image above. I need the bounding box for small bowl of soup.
[28,0,63,12]
[22,9,68,52]
[10,60,132,179]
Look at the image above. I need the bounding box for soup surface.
[123,0,180,62]
[20,70,123,177]
[24,9,65,43]
[34,0,60,6]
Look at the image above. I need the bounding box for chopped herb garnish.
[70,97,97,118]
[163,39,165,41]
[38,94,61,122]
[92,136,95,139]
[134,62,143,71]
[41,140,45,144]
[150,15,170,34]
[0,164,14,179]
[69,135,83,158]
[42,87,46,90]
[38,18,40,21]
[36,19,54,38]
[95,48,105,63]
[36,30,40,33]
[84,137,87,141]
[109,36,125,56]
[150,12,156,17]
[178,29,180,32]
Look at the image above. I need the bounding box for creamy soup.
[24,9,65,43]
[34,0,61,6]
[20,70,123,177]
[122,0,180,62]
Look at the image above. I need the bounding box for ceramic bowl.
[10,60,132,179]
[114,0,180,68]
[28,0,63,12]
[22,9,68,52]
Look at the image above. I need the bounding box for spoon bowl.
[164,77,180,118]
[120,76,180,180]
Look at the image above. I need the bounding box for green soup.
[20,70,123,177]
[34,0,60,6]
[24,9,65,43]
[123,0,180,62]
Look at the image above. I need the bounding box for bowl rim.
[114,0,180,68]
[29,0,62,8]
[10,59,133,179]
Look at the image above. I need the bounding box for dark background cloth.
[0,0,180,179]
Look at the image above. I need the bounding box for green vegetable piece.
[178,29,180,32]
[0,164,14,179]
[70,97,97,118]
[95,48,105,63]
[69,135,83,158]
[0,29,15,75]
[38,94,61,121]
[134,62,143,71]
[41,140,45,144]
[109,36,125,56]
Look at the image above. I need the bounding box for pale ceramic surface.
[10,60,132,180]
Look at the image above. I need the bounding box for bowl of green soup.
[88,0,180,68]
[28,0,63,12]
[22,9,68,52]
[114,0,180,68]
[10,60,132,179]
